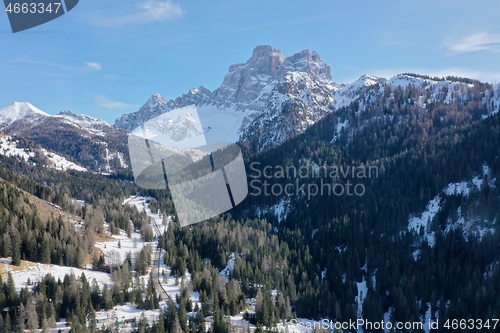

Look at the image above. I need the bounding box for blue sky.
[1,0,500,123]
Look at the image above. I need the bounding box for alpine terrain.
[0,45,500,332]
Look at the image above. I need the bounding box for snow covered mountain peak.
[343,74,386,91]
[211,45,335,111]
[212,45,286,109]
[115,45,338,150]
[248,45,285,66]
[331,74,386,109]
[358,74,386,86]
[0,101,50,128]
[6,101,47,115]
[277,48,333,87]
[146,93,168,108]
[0,102,116,132]
[132,105,205,148]
[0,101,130,172]
[114,93,171,131]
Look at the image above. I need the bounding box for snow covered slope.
[0,133,87,171]
[408,164,497,248]
[332,74,386,109]
[331,73,500,143]
[0,101,129,172]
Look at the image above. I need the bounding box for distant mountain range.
[1,45,499,170]
[114,45,500,151]
[0,102,128,173]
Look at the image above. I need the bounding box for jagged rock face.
[114,45,336,150]
[276,49,333,86]
[115,88,212,132]
[211,45,285,110]
[212,46,334,111]
[171,87,212,109]
[115,93,169,132]
[241,71,334,151]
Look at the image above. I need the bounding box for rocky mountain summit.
[114,45,337,150]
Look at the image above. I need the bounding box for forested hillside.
[147,77,500,332]
[1,74,500,332]
[0,148,161,332]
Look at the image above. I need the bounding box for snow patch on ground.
[0,135,34,161]
[255,198,289,224]
[272,199,288,223]
[408,196,440,246]
[356,279,368,320]
[422,302,432,333]
[0,258,112,293]
[0,134,87,172]
[409,164,496,247]
[43,149,87,172]
[124,196,168,236]
[444,207,495,238]
[220,253,235,281]
[384,309,392,333]
[95,305,161,331]
[109,151,128,169]
[332,118,348,142]
[94,224,148,269]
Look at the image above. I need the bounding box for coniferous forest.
[0,76,499,332]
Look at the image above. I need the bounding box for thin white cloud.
[445,32,500,55]
[89,0,183,28]
[85,62,102,71]
[14,57,103,73]
[14,57,79,71]
[96,95,133,109]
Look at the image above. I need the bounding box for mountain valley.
[0,45,500,332]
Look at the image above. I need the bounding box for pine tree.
[212,312,229,333]
[5,272,18,309]
[179,296,188,332]
[4,313,12,333]
[26,300,39,331]
[12,234,21,266]
[172,315,183,333]
[0,315,4,333]
[18,303,27,330]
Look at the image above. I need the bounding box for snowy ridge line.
[0,102,113,135]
